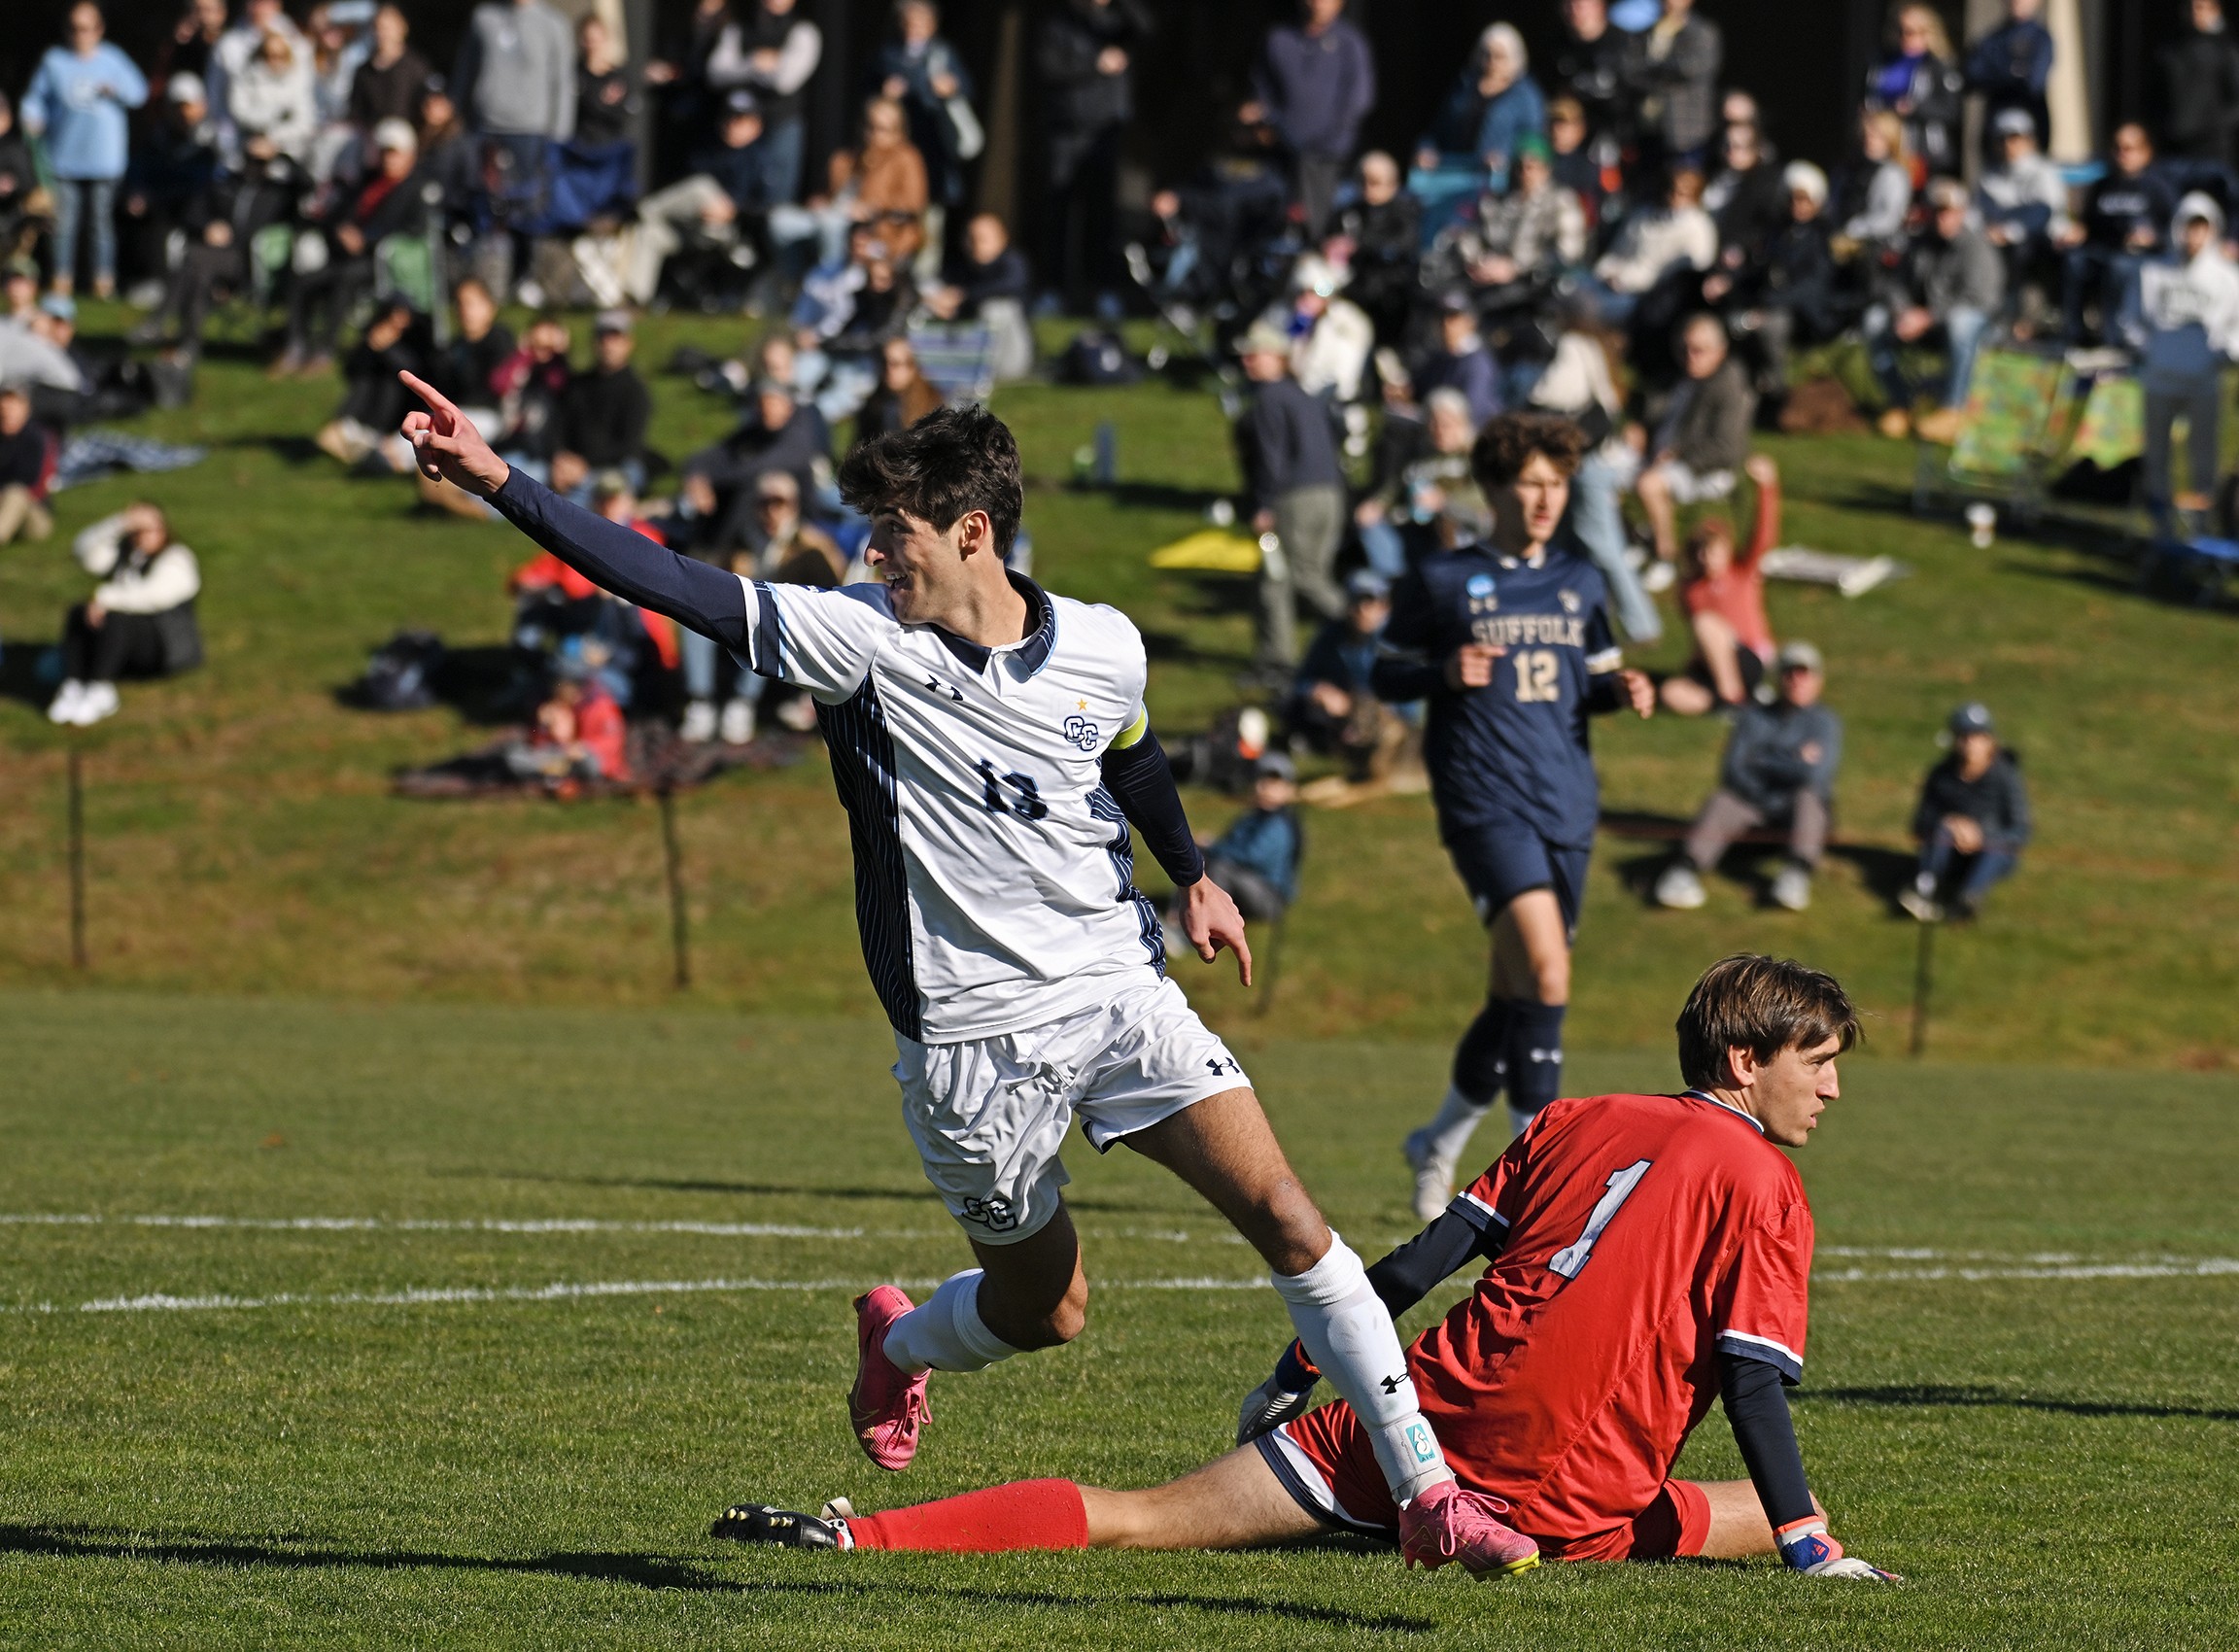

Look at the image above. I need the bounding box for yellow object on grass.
[1149,529,1264,573]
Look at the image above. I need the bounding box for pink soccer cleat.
[1397,1480,1541,1578]
[849,1287,931,1471]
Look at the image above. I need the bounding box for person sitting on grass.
[1290,568,1414,782]
[315,299,422,470]
[1655,639,1842,913]
[48,501,202,728]
[1632,313,1756,593]
[1168,752,1302,937]
[1900,701,2031,922]
[715,953,1899,1588]
[1864,179,2003,445]
[505,659,630,790]
[1659,452,1780,714]
[0,382,56,546]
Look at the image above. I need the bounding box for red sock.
[845,1479,1088,1553]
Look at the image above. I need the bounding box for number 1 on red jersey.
[1548,1158,1653,1279]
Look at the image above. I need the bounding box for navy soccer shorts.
[1444,814,1590,942]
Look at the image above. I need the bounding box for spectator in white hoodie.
[228,25,319,164]
[49,502,204,727]
[2138,192,2239,533]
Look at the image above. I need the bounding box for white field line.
[0,1214,1232,1243]
[22,1276,1273,1315]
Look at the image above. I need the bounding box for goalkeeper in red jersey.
[714,954,1899,1582]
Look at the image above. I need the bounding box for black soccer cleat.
[710,1500,848,1548]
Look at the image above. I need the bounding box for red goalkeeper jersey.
[1411,1090,1814,1552]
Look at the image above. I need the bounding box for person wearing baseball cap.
[1163,753,1303,950]
[1235,308,1348,687]
[547,304,651,502]
[1900,703,2031,921]
[1656,639,1843,913]
[271,101,426,376]
[1292,567,1414,782]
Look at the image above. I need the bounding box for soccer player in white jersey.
[399,374,1538,1575]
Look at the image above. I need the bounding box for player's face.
[864,505,988,624]
[1502,452,1571,550]
[1754,1035,1842,1147]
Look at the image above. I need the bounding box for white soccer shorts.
[892,975,1250,1246]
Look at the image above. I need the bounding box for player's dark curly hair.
[1675,954,1862,1088]
[837,403,1023,559]
[1470,412,1588,491]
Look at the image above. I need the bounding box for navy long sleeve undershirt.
[1101,731,1204,888]
[486,466,1207,885]
[490,466,749,644]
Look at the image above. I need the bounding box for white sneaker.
[1897,884,1944,923]
[1641,560,1677,595]
[718,698,757,745]
[48,680,86,724]
[1655,863,1706,909]
[75,681,121,725]
[1771,863,1812,912]
[1403,1127,1454,1224]
[679,700,717,742]
[775,695,819,733]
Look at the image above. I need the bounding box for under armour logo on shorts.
[960,1194,1019,1232]
[1205,1055,1242,1079]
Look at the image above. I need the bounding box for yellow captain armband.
[1111,705,1151,749]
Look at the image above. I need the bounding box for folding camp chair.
[1912,346,2075,527]
[374,234,437,316]
[905,323,997,406]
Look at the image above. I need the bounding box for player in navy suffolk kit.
[1373,414,1656,1222]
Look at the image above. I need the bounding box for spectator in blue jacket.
[1291,569,1417,780]
[1197,753,1304,922]
[1656,640,1842,913]
[1964,0,2054,159]
[1244,0,1376,240]
[1901,703,2033,921]
[1419,23,1546,194]
[1415,291,1503,426]
[21,3,151,297]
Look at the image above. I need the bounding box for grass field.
[2,991,2235,1649]
[1,304,2234,1645]
[0,304,2233,1065]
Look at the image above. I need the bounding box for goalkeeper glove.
[1234,1339,1321,1445]
[1775,1517,1902,1582]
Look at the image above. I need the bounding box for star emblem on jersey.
[1062,714,1099,750]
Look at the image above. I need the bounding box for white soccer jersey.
[737,573,1167,1043]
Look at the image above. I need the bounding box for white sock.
[878,1269,1021,1375]
[1268,1235,1453,1504]
[1508,1105,1536,1139]
[1425,1085,1492,1167]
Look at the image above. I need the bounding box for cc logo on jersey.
[1062,715,1098,750]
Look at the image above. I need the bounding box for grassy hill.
[0,304,2232,1068]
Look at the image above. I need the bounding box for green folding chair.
[375,234,437,316]
[1912,348,2075,527]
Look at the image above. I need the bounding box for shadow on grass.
[1805,1385,2239,1423]
[330,643,539,726]
[1602,812,1919,911]
[0,1525,1436,1630]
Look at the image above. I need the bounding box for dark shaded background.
[1,1,2195,260]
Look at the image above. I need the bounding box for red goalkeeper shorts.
[1257,1400,1712,1563]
